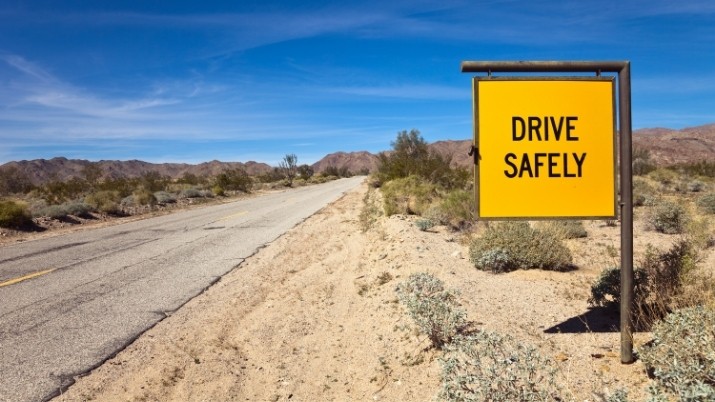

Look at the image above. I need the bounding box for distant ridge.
[311,151,379,174]
[4,123,714,185]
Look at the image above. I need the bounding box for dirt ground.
[44,181,713,401]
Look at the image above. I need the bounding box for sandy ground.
[48,182,713,401]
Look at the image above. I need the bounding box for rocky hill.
[3,123,714,185]
[310,151,379,174]
[632,123,715,165]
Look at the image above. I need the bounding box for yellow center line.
[218,210,249,221]
[0,268,57,288]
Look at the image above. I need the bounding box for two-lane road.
[0,177,363,402]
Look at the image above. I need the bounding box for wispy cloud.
[329,84,468,100]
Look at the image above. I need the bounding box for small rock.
[451,251,463,259]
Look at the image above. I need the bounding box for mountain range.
[2,123,714,186]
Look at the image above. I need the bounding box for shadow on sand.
[544,307,620,333]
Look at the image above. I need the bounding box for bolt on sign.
[473,77,617,219]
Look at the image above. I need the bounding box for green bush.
[0,199,31,227]
[639,306,715,401]
[634,177,658,207]
[215,168,253,192]
[648,200,690,234]
[382,175,439,216]
[440,331,563,402]
[469,222,573,272]
[697,193,715,214]
[85,190,121,214]
[395,273,467,348]
[376,129,467,190]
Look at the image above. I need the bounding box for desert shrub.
[671,160,715,178]
[588,266,650,311]
[395,273,467,348]
[35,201,93,219]
[415,218,434,231]
[138,171,169,192]
[297,164,314,179]
[381,175,439,216]
[120,195,135,208]
[214,168,252,192]
[64,201,92,216]
[649,168,679,187]
[639,306,715,401]
[132,188,157,206]
[697,192,715,214]
[634,177,658,207]
[589,241,699,326]
[211,185,225,196]
[469,222,573,272]
[153,191,176,204]
[85,190,121,214]
[605,388,630,402]
[38,177,87,204]
[687,180,706,192]
[439,331,563,402]
[359,186,381,232]
[323,165,352,178]
[376,129,467,190]
[179,188,202,199]
[648,200,690,234]
[33,204,69,219]
[97,178,133,197]
[177,172,203,186]
[633,147,656,176]
[307,175,328,184]
[425,189,475,230]
[540,220,588,239]
[0,166,34,195]
[0,199,31,227]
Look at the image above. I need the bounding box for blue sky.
[1,0,714,165]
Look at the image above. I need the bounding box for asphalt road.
[0,177,363,402]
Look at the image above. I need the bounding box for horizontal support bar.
[461,60,629,74]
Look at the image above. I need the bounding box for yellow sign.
[474,78,616,219]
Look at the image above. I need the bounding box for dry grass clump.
[468,222,573,273]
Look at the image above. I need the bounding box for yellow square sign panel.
[474,77,616,219]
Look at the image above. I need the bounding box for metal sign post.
[461,61,634,363]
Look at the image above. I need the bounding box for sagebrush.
[639,306,715,401]
[469,222,573,272]
[395,273,467,348]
